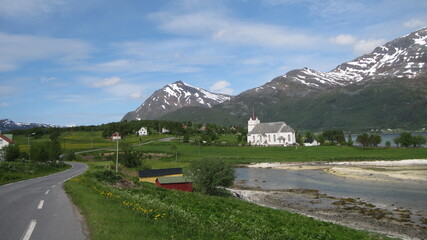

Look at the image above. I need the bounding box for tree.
[119,142,144,168]
[186,158,236,196]
[304,131,314,141]
[347,134,353,146]
[385,141,391,148]
[48,139,62,161]
[3,144,20,162]
[412,135,427,147]
[30,142,48,162]
[393,136,400,147]
[356,133,370,148]
[322,130,345,145]
[399,132,413,147]
[370,134,382,147]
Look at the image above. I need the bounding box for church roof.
[249,122,294,135]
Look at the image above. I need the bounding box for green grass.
[65,162,391,240]
[138,141,427,167]
[14,131,170,152]
[0,161,71,185]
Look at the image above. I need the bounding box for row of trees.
[393,132,427,147]
[2,133,63,162]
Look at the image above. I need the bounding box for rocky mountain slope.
[161,27,427,130]
[0,119,59,132]
[122,81,231,121]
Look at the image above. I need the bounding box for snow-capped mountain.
[122,81,231,121]
[162,27,427,130]
[0,119,59,132]
[234,27,427,98]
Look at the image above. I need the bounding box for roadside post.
[112,133,121,173]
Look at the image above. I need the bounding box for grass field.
[138,140,427,168]
[0,161,71,185]
[14,131,170,152]
[65,162,391,240]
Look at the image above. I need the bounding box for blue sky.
[1,0,426,126]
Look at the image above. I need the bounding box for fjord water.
[236,167,427,215]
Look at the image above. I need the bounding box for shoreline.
[229,187,427,240]
[247,159,427,182]
[232,159,427,239]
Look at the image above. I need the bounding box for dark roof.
[139,168,182,178]
[303,139,316,143]
[0,134,14,144]
[249,122,294,135]
[156,176,192,184]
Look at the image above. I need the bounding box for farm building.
[303,139,320,147]
[139,168,183,183]
[0,134,14,149]
[137,127,148,136]
[155,176,193,192]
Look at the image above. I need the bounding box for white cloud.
[148,10,318,49]
[403,18,427,29]
[40,77,56,83]
[330,34,356,45]
[0,100,10,107]
[0,32,91,72]
[353,39,387,55]
[93,77,122,88]
[0,86,18,95]
[130,92,142,99]
[210,81,233,95]
[0,0,67,18]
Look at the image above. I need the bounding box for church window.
[288,134,291,141]
[268,135,271,142]
[274,135,276,142]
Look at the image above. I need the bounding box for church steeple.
[248,109,260,132]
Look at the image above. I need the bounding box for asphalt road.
[0,162,88,240]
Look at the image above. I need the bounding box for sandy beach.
[248,159,427,182]
[232,159,427,240]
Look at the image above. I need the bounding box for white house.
[247,116,296,146]
[161,128,170,134]
[0,134,14,149]
[303,139,320,147]
[137,127,148,136]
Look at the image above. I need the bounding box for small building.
[303,139,320,147]
[0,134,15,149]
[139,168,183,183]
[155,176,193,192]
[161,128,170,134]
[199,125,206,132]
[137,127,148,136]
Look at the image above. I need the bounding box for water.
[352,132,427,147]
[236,167,427,215]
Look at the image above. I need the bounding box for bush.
[186,158,235,196]
[93,170,122,183]
[3,144,20,162]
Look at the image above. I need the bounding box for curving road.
[0,162,88,240]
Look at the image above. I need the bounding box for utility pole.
[112,133,121,173]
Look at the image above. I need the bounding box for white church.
[247,115,296,146]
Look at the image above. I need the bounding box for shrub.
[186,158,235,196]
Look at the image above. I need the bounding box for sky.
[1,0,426,126]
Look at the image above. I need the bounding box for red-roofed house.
[0,134,15,149]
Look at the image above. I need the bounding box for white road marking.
[21,219,37,240]
[45,190,50,195]
[37,200,44,209]
[51,185,56,188]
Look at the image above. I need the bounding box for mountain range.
[0,119,59,132]
[124,27,427,131]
